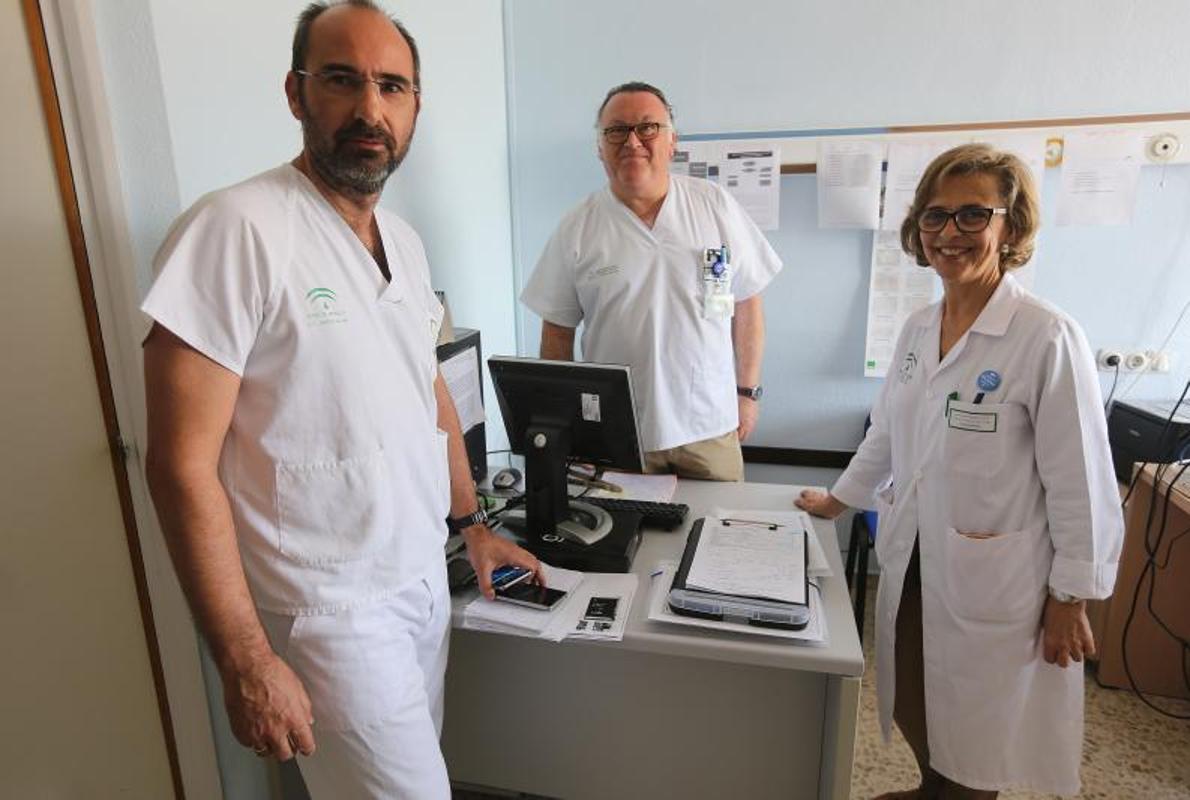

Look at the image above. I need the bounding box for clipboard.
[667,518,811,630]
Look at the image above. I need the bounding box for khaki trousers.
[894,542,998,800]
[643,430,744,482]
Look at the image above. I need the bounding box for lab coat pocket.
[275,448,394,565]
[943,401,1020,477]
[943,525,1045,624]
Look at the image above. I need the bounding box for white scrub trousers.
[259,562,452,800]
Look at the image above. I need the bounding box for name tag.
[948,408,997,433]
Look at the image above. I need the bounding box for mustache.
[334,121,395,150]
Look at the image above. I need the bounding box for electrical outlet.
[1097,348,1123,371]
[1124,351,1150,372]
[1148,350,1172,373]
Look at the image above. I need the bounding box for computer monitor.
[488,356,645,549]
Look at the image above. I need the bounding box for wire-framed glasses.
[295,69,419,103]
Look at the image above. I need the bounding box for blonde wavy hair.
[900,143,1040,271]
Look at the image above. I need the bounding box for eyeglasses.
[917,205,1007,233]
[600,122,670,145]
[295,69,420,103]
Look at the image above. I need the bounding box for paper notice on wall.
[440,347,484,433]
[816,139,883,229]
[723,145,781,230]
[880,139,960,231]
[863,230,939,377]
[671,140,722,182]
[978,133,1047,194]
[1056,130,1144,226]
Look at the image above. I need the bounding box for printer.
[1106,398,1190,482]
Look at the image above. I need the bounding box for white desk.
[443,481,865,800]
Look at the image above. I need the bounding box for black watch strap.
[446,508,488,532]
[737,385,763,400]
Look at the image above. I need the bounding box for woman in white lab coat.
[798,144,1123,799]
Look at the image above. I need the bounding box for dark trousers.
[893,541,998,800]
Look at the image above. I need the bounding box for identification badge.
[948,408,997,433]
[702,244,734,320]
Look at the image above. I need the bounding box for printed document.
[440,348,484,433]
[722,146,781,231]
[817,139,882,229]
[1057,130,1143,226]
[685,518,806,604]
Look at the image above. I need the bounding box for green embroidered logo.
[305,287,347,326]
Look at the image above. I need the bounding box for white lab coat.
[832,274,1122,795]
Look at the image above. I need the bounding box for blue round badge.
[977,370,1001,391]
[711,260,726,277]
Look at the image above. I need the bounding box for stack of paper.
[463,564,584,642]
[563,573,638,642]
[462,565,641,643]
[587,470,678,502]
[709,508,832,577]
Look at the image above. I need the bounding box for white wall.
[504,0,1190,449]
[0,4,173,796]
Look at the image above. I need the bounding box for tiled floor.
[450,573,1190,800]
[849,576,1190,800]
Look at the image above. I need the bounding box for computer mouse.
[491,467,522,490]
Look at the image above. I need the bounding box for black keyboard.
[581,497,690,530]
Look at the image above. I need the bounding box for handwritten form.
[685,519,806,605]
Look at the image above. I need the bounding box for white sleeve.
[1033,316,1124,600]
[141,197,278,375]
[520,222,583,328]
[831,374,894,511]
[717,185,782,300]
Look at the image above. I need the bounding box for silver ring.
[253,745,268,756]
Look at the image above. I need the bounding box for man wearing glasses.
[522,82,782,481]
[141,2,538,797]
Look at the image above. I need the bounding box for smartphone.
[490,565,533,590]
[495,581,567,610]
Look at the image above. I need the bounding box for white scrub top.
[143,164,450,615]
[521,174,782,452]
[832,273,1122,795]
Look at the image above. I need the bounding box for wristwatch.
[737,385,763,401]
[1048,588,1083,604]
[446,508,489,533]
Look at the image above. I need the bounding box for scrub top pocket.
[275,447,394,565]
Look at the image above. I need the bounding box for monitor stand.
[499,421,643,572]
[499,501,613,546]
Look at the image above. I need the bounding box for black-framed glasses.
[600,121,670,145]
[295,69,420,102]
[917,205,1007,233]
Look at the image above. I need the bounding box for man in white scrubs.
[141,3,539,797]
[521,82,783,481]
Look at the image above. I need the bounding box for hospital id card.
[948,408,997,433]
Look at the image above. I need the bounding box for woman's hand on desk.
[1041,596,1095,668]
[795,489,847,519]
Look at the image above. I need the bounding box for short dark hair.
[292,0,421,89]
[596,81,674,126]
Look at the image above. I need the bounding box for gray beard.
[302,119,410,198]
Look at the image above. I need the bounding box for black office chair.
[842,414,878,644]
[844,509,877,644]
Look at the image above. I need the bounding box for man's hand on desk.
[737,395,759,441]
[464,525,543,600]
[795,489,847,519]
